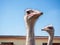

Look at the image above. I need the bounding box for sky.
[0,0,60,36]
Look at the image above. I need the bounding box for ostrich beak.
[41,28,48,31]
[41,28,44,31]
[40,12,43,15]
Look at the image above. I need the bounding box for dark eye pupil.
[26,10,34,14]
[48,27,53,29]
[27,11,30,14]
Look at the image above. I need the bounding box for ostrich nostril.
[26,11,30,14]
[41,12,43,15]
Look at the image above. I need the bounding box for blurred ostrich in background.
[42,24,54,45]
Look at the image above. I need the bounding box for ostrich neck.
[26,22,35,45]
[47,32,54,45]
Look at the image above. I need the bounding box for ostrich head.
[24,9,43,26]
[41,24,54,35]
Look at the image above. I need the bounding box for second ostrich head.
[41,24,54,35]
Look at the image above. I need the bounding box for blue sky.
[0,0,60,36]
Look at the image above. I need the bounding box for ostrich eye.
[27,11,30,14]
[26,10,34,14]
[48,27,53,29]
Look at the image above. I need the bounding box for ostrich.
[41,24,54,45]
[24,9,43,45]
